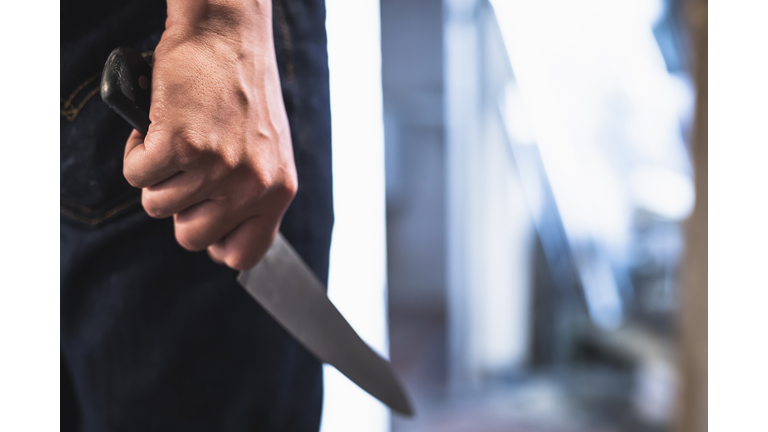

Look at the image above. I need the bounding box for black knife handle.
[100,47,152,135]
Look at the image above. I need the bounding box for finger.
[124,129,181,188]
[207,216,278,271]
[124,128,145,156]
[141,171,210,219]
[173,199,248,252]
[207,249,226,266]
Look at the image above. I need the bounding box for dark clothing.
[60,1,333,431]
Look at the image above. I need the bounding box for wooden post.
[678,1,707,431]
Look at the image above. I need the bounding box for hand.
[123,0,297,270]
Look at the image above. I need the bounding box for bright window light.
[320,0,390,431]
[490,0,695,328]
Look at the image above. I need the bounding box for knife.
[101,46,413,417]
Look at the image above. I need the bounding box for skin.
[123,0,297,271]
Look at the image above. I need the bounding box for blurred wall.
[381,0,446,311]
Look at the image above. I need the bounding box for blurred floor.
[389,307,447,412]
[390,308,671,432]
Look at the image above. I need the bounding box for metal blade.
[237,234,414,417]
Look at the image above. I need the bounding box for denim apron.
[60,1,333,430]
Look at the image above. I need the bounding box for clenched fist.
[123,0,296,270]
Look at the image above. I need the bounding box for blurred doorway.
[383,0,697,431]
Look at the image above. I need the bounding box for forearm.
[166,0,271,29]
[153,0,286,143]
[164,0,274,53]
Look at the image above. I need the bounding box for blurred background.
[322,0,707,431]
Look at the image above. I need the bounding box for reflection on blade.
[237,234,414,417]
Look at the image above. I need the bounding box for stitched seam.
[60,196,142,226]
[61,51,154,122]
[60,195,97,215]
[60,189,140,216]
[275,0,294,82]
[61,73,101,121]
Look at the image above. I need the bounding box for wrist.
[165,0,271,38]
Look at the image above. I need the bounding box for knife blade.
[239,233,413,415]
[100,46,413,416]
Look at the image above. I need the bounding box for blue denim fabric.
[60,1,333,431]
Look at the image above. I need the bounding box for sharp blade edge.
[237,233,414,416]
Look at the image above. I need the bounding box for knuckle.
[208,161,234,184]
[141,195,166,219]
[224,253,252,271]
[250,173,270,199]
[177,147,204,170]
[174,226,206,252]
[174,130,208,168]
[123,165,143,188]
[235,174,269,209]
[280,172,298,202]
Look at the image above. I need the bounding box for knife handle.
[101,47,152,135]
